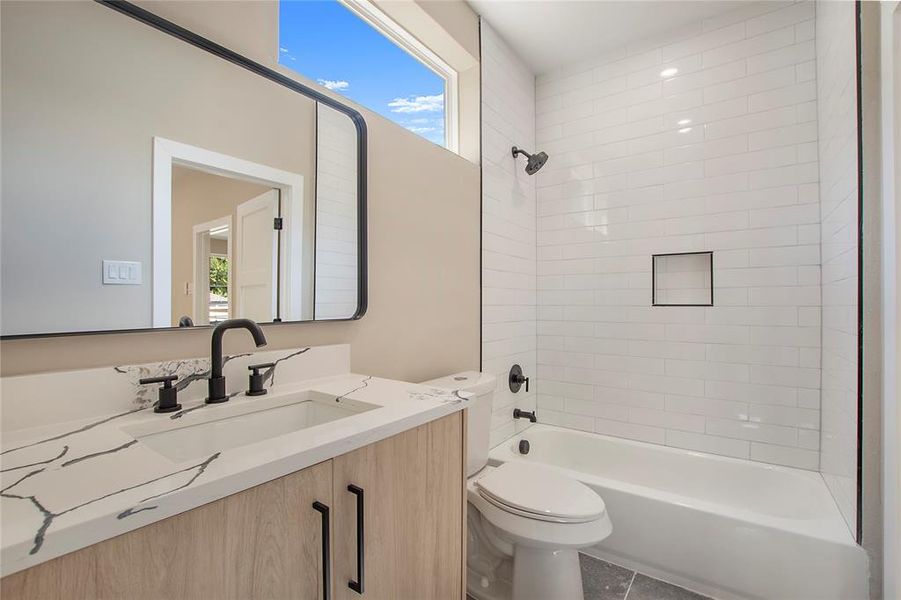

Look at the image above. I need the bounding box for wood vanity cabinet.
[332,408,464,600]
[1,412,466,600]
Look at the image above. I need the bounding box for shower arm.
[511,146,532,160]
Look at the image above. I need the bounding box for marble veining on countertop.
[0,347,469,578]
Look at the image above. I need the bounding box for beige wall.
[859,5,884,596]
[0,0,480,384]
[170,167,272,324]
[886,6,901,596]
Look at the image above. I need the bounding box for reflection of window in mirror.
[208,255,229,324]
[278,0,458,151]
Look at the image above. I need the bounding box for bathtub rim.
[489,424,858,548]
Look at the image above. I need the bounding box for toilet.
[423,372,612,600]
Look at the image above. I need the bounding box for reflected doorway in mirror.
[153,137,309,327]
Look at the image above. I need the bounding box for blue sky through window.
[279,0,446,146]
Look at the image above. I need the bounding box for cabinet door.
[1,460,334,600]
[332,412,465,600]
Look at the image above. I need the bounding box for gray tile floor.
[466,553,713,600]
[580,554,713,600]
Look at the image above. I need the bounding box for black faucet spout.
[207,318,267,404]
[513,408,537,423]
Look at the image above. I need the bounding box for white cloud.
[388,94,444,113]
[406,126,437,134]
[279,47,297,62]
[318,79,349,91]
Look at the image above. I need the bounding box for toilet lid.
[475,462,605,523]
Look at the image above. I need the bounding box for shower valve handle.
[518,376,530,392]
[509,364,529,393]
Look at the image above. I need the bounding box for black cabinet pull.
[347,484,364,594]
[312,501,331,600]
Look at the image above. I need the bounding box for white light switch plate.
[102,260,142,285]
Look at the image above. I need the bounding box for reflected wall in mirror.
[0,1,365,337]
[315,105,360,320]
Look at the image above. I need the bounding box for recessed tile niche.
[652,252,713,306]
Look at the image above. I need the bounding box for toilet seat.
[467,464,613,551]
[475,462,605,524]
[467,481,613,550]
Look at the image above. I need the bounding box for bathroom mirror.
[0,0,366,337]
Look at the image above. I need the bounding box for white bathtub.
[490,425,868,600]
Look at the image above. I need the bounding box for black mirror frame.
[2,0,367,340]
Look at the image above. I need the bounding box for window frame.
[335,0,459,152]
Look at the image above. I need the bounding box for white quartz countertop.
[0,373,469,577]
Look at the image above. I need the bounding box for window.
[278,0,457,149]
[209,255,229,323]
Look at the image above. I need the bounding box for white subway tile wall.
[815,0,859,537]
[315,104,359,319]
[481,21,538,446]
[533,1,823,469]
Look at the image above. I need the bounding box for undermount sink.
[124,390,377,462]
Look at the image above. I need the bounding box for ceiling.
[467,0,755,74]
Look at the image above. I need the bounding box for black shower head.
[512,146,549,175]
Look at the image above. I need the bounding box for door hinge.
[273,217,284,230]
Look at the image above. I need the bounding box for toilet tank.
[422,371,496,476]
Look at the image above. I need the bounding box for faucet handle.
[247,363,275,396]
[509,364,530,393]
[139,375,181,414]
[139,374,178,386]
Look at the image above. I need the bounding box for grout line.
[624,570,638,600]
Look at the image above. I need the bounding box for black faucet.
[513,408,537,423]
[206,318,267,404]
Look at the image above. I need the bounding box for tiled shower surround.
[815,0,859,535]
[532,2,824,470]
[481,21,538,447]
